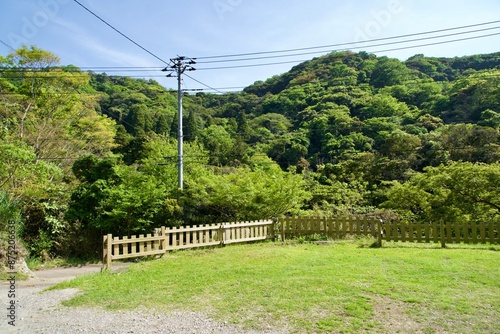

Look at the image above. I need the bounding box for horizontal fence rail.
[103,220,274,270]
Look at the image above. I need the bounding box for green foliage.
[3,46,500,260]
[0,142,63,201]
[383,162,500,224]
[183,157,310,224]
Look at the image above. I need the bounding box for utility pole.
[163,56,196,190]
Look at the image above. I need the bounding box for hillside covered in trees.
[1,46,500,260]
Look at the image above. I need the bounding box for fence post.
[103,233,112,271]
[220,223,225,246]
[440,222,446,248]
[377,220,383,247]
[161,226,166,254]
[280,218,286,243]
[102,235,106,271]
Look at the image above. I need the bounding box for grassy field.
[52,240,500,333]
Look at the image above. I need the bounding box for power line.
[72,0,169,65]
[0,40,15,52]
[195,31,500,71]
[196,25,500,64]
[184,73,225,94]
[195,19,500,60]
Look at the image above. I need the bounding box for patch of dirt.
[371,295,439,334]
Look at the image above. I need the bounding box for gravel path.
[0,266,287,334]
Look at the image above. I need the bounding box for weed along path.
[0,262,285,334]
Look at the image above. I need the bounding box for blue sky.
[1,0,500,91]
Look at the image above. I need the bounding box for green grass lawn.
[52,240,500,333]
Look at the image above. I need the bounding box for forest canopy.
[1,46,499,260]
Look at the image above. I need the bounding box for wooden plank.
[165,241,221,251]
[488,223,494,244]
[282,218,288,239]
[224,236,268,245]
[180,229,185,247]
[342,217,348,238]
[113,249,165,260]
[422,222,428,243]
[171,230,177,247]
[111,235,164,245]
[247,221,252,239]
[447,222,453,244]
[221,220,273,229]
[161,227,166,251]
[492,222,500,244]
[176,225,221,232]
[186,229,192,246]
[326,218,333,239]
[122,236,130,256]
[153,233,159,251]
[145,234,152,252]
[431,223,437,243]
[190,225,197,244]
[130,235,137,255]
[472,221,478,243]
[480,222,486,244]
[384,222,390,241]
[416,223,422,242]
[400,222,406,242]
[113,237,120,258]
[105,234,112,270]
[463,222,469,244]
[138,234,144,253]
[369,218,375,237]
[393,223,399,242]
[236,223,241,241]
[355,217,367,236]
[334,218,340,239]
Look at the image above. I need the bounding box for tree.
[200,125,234,165]
[185,108,200,142]
[383,162,500,224]
[182,156,310,224]
[0,142,62,201]
[371,57,416,88]
[0,46,117,164]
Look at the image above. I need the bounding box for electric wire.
[2,16,500,94]
[195,19,500,60]
[184,73,225,94]
[195,25,500,64]
[195,31,500,71]
[0,39,15,52]
[2,30,498,77]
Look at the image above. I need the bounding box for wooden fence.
[103,220,274,270]
[103,218,500,270]
[279,216,381,242]
[381,221,500,246]
[280,217,500,246]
